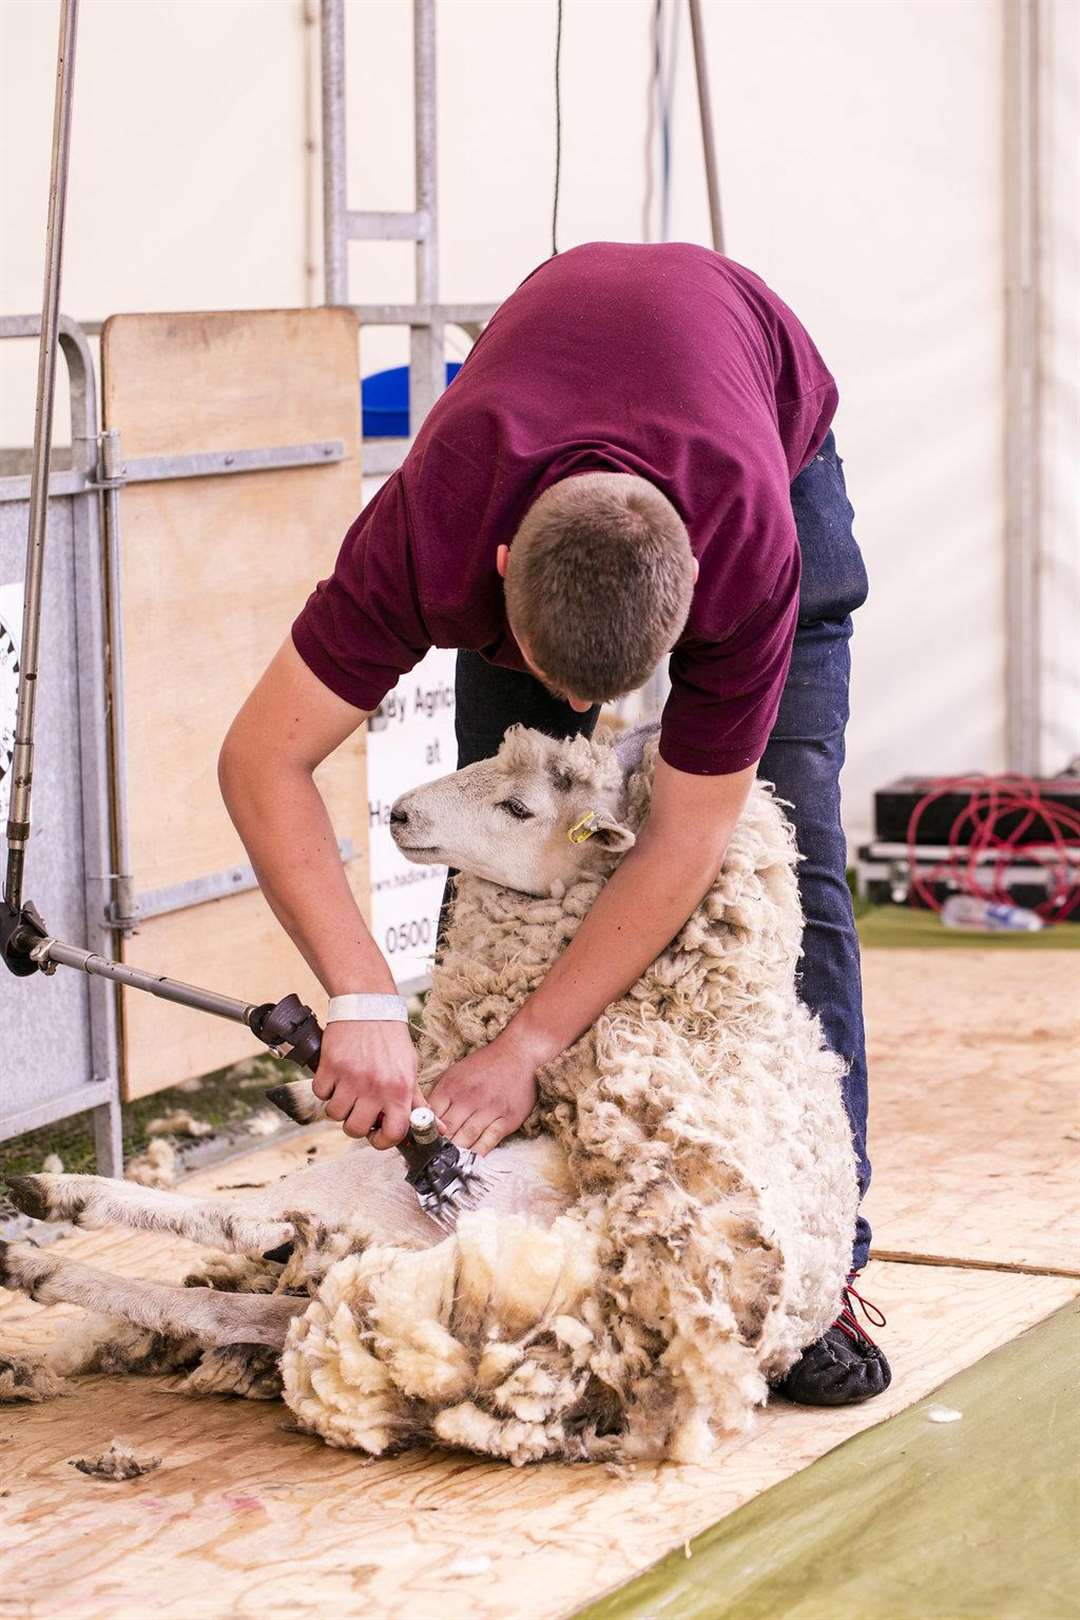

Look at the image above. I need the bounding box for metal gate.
[1,307,365,1153]
[0,315,122,1173]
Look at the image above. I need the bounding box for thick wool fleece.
[280,737,857,1465]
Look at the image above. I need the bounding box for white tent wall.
[1,0,1076,850]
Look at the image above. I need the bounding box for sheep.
[0,724,857,1465]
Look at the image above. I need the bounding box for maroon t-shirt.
[293,242,837,774]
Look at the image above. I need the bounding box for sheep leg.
[264,1078,325,1125]
[4,1173,293,1255]
[0,1240,304,1350]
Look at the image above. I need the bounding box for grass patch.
[857,903,1080,950]
[847,869,1079,948]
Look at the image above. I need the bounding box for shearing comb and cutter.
[252,992,494,1233]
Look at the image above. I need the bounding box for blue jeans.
[454,429,871,1270]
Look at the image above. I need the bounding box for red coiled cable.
[905,774,1080,925]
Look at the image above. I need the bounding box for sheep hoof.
[264,1085,302,1121]
[4,1175,52,1221]
[262,1240,295,1263]
[265,1084,317,1124]
[0,1239,49,1295]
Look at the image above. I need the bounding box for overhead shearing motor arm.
[4,0,78,918]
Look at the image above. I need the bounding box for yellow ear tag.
[567,809,598,845]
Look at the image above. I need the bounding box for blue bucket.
[361,362,463,438]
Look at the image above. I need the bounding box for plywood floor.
[861,948,1080,1274]
[1,947,1077,1620]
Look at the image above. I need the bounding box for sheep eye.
[499,797,534,821]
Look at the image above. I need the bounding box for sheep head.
[390,725,637,896]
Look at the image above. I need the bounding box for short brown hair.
[504,473,694,702]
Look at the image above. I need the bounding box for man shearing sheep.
[219,241,889,1407]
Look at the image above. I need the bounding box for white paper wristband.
[326,993,409,1025]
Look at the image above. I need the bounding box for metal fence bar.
[414,0,437,304]
[687,0,724,255]
[97,428,137,935]
[362,439,413,477]
[67,334,124,1174]
[347,209,431,241]
[132,837,356,924]
[0,440,347,505]
[354,301,498,328]
[76,302,500,335]
[68,305,496,336]
[1,1081,115,1144]
[0,317,96,474]
[321,0,347,304]
[120,441,345,484]
[409,0,443,435]
[0,469,87,504]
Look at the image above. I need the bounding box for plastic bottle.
[940,894,1043,933]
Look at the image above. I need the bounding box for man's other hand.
[426,1035,539,1156]
[311,1020,424,1148]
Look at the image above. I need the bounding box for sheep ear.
[588,809,636,852]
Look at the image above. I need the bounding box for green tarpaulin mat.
[576,1300,1079,1620]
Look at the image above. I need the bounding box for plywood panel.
[861,948,1080,1273]
[1,1222,1073,1620]
[100,309,367,1097]
[119,858,369,1097]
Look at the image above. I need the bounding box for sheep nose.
[389,806,409,826]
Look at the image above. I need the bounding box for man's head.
[498,472,696,706]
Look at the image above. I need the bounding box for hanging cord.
[905,774,1080,925]
[551,0,564,256]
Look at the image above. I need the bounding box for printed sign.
[366,647,457,989]
[0,581,23,826]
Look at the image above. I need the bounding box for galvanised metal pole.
[687,0,724,255]
[321,0,348,304]
[409,0,443,433]
[1003,0,1041,774]
[414,0,438,309]
[5,0,80,911]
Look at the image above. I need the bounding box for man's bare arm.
[428,757,756,1151]
[218,637,422,1146]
